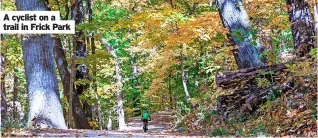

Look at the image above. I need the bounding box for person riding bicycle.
[141,110,151,132]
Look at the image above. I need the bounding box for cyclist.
[141,110,151,132]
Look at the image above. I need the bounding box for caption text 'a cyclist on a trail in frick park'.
[0,11,75,34]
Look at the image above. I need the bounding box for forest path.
[5,111,207,137]
[124,110,174,132]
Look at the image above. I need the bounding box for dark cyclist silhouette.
[141,110,151,132]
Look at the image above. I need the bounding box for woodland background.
[0,0,317,137]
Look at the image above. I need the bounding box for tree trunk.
[15,0,67,129]
[287,0,315,57]
[169,73,173,109]
[13,75,18,120]
[129,52,141,114]
[209,0,216,8]
[130,52,138,77]
[44,0,88,128]
[107,111,112,130]
[216,63,287,89]
[0,2,5,122]
[83,101,93,119]
[180,46,191,103]
[101,38,126,130]
[86,0,100,124]
[216,0,264,69]
[69,36,76,128]
[0,34,6,122]
[0,58,5,122]
[313,1,318,35]
[53,36,91,129]
[314,1,318,49]
[169,0,174,8]
[72,0,93,128]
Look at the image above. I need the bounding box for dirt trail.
[125,110,175,133]
[3,110,207,137]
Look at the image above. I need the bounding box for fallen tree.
[217,80,295,119]
[216,63,287,89]
[215,57,314,119]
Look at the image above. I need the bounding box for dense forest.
[0,0,317,137]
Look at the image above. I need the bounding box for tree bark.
[15,0,67,129]
[314,1,318,49]
[0,1,5,121]
[209,0,216,8]
[313,0,318,35]
[83,101,92,119]
[72,0,93,128]
[45,0,90,128]
[216,0,264,69]
[69,45,74,128]
[180,46,191,103]
[13,75,18,120]
[130,52,138,77]
[287,0,316,57]
[169,73,173,109]
[53,36,91,129]
[86,0,100,124]
[107,110,112,130]
[72,0,89,94]
[169,0,174,8]
[101,38,126,130]
[0,34,6,122]
[129,52,141,114]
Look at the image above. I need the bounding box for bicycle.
[142,118,151,132]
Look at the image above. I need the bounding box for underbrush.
[180,87,316,136]
[0,120,26,136]
[178,57,317,137]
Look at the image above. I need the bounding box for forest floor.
[3,111,207,137]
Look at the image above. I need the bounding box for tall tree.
[62,0,93,129]
[15,0,67,129]
[101,38,127,130]
[72,0,93,128]
[42,0,91,129]
[0,35,6,122]
[180,46,191,103]
[287,0,316,57]
[68,36,76,128]
[0,0,5,121]
[216,0,264,69]
[314,0,318,49]
[107,111,112,130]
[86,0,101,123]
[72,0,88,92]
[12,75,18,120]
[53,36,91,129]
[313,0,318,36]
[129,52,140,114]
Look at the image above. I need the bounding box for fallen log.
[216,56,313,89]
[216,56,315,119]
[217,79,295,119]
[216,63,287,89]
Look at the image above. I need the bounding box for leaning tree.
[216,0,265,69]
